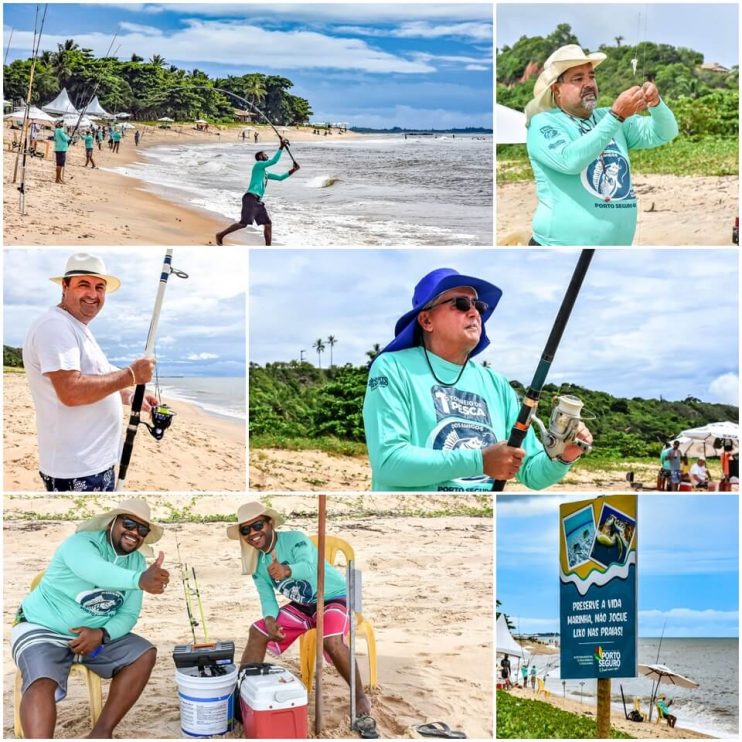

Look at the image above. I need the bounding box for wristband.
[127,366,137,386]
[100,628,110,644]
[608,109,625,123]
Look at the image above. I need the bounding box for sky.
[497,3,739,70]
[3,248,246,377]
[497,494,739,638]
[249,248,739,405]
[3,3,493,129]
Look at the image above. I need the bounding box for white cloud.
[186,352,219,360]
[466,64,489,71]
[118,22,163,36]
[708,373,739,405]
[394,21,493,41]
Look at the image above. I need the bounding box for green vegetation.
[497,691,634,738]
[4,42,312,124]
[4,345,23,368]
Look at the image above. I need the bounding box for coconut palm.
[313,338,326,369]
[326,335,338,367]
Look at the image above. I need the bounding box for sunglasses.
[240,519,266,536]
[431,296,488,315]
[119,516,151,538]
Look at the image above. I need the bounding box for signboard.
[559,495,638,679]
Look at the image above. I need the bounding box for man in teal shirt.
[83,129,96,169]
[216,137,300,245]
[525,44,678,246]
[363,267,593,491]
[12,498,169,738]
[53,120,71,184]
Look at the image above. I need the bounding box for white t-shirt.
[22,307,123,478]
[690,463,709,483]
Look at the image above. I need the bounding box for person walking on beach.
[362,267,593,491]
[96,126,104,150]
[228,501,377,735]
[525,45,678,246]
[134,129,140,147]
[215,138,299,246]
[520,664,528,688]
[500,655,512,689]
[29,121,40,154]
[112,127,122,153]
[667,439,682,491]
[22,253,159,492]
[530,664,537,690]
[83,129,96,169]
[11,498,169,739]
[53,120,71,184]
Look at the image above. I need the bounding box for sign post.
[559,495,638,738]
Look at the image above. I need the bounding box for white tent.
[83,95,110,118]
[42,88,79,115]
[496,103,526,144]
[114,112,132,119]
[496,614,529,659]
[5,106,55,122]
[157,116,174,122]
[59,114,94,129]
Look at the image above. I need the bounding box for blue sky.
[3,248,246,377]
[497,495,739,638]
[3,3,493,129]
[497,3,738,70]
[249,248,739,405]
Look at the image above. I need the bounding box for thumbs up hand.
[139,551,170,594]
[267,550,290,581]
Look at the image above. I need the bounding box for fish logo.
[593,646,604,661]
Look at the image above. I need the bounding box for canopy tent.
[496,103,526,144]
[83,95,110,118]
[114,112,132,119]
[674,422,739,458]
[5,106,55,122]
[496,614,529,660]
[59,114,94,129]
[42,88,79,115]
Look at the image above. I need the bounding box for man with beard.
[11,498,169,738]
[524,45,678,246]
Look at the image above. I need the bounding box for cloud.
[466,64,489,71]
[708,373,739,404]
[393,21,493,41]
[118,22,163,36]
[186,352,219,360]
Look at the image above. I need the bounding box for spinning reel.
[531,394,593,460]
[142,403,176,441]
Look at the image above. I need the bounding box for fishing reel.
[532,394,593,460]
[143,404,176,441]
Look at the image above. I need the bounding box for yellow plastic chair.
[13,571,104,738]
[298,535,377,691]
[536,677,551,698]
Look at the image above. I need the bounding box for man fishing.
[22,253,158,491]
[11,498,169,738]
[215,137,300,246]
[53,120,70,184]
[525,44,678,245]
[363,267,593,491]
[228,501,376,735]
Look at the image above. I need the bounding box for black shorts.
[240,193,271,226]
[55,151,67,166]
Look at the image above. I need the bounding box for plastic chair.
[13,571,104,738]
[536,677,551,698]
[298,535,377,691]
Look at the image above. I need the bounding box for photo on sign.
[562,503,596,570]
[590,503,636,569]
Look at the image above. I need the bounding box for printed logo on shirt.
[76,589,125,616]
[428,420,496,486]
[368,375,388,391]
[277,579,314,605]
[580,143,634,201]
[431,386,492,426]
[540,125,561,140]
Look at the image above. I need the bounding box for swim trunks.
[240,192,271,226]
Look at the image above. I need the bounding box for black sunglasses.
[431,296,488,315]
[120,516,151,538]
[240,519,266,536]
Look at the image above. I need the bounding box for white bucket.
[175,664,238,738]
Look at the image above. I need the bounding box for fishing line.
[4,27,14,65]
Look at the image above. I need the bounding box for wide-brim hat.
[381,267,502,358]
[50,253,121,293]
[226,501,284,575]
[76,497,163,558]
[525,44,607,124]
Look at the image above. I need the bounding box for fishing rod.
[492,249,595,491]
[4,27,14,65]
[191,566,209,643]
[117,249,188,489]
[176,538,198,643]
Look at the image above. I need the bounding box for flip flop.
[354,714,380,739]
[415,722,467,739]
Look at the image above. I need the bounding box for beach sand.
[501,685,713,739]
[3,495,493,739]
[3,122,362,246]
[496,175,738,246]
[3,372,245,492]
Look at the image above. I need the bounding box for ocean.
[526,637,738,737]
[109,134,493,246]
[157,376,245,423]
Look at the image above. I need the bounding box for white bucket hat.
[226,501,284,575]
[525,44,607,124]
[50,253,122,293]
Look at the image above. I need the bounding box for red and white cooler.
[239,666,307,739]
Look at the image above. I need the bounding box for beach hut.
[496,104,526,144]
[42,88,79,116]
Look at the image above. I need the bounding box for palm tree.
[243,73,267,106]
[149,54,166,69]
[614,35,624,47]
[313,338,326,368]
[326,335,337,367]
[52,40,79,88]
[365,343,381,369]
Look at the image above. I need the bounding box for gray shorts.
[12,622,154,700]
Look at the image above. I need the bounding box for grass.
[250,434,367,457]
[3,366,24,374]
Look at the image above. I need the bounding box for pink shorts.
[253,600,349,656]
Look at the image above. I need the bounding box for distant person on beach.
[521,664,528,687]
[530,664,537,689]
[53,120,70,184]
[96,126,104,150]
[22,253,158,492]
[656,694,677,728]
[690,457,711,489]
[29,121,40,153]
[11,498,168,738]
[112,128,121,153]
[215,137,300,246]
[667,440,682,491]
[525,44,678,246]
[659,443,672,490]
[83,130,96,168]
[362,268,593,491]
[500,655,512,688]
[254,131,259,143]
[134,129,140,146]
[228,501,376,733]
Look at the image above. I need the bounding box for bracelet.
[127,366,137,386]
[608,109,625,123]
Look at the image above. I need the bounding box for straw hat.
[50,253,122,293]
[226,501,284,575]
[525,44,607,124]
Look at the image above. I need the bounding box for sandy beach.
[3,372,245,492]
[501,685,713,739]
[3,122,363,246]
[3,495,493,739]
[496,175,738,245]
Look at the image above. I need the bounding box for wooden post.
[314,495,327,735]
[596,677,611,738]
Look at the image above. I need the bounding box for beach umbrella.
[496,103,526,144]
[115,112,132,119]
[639,662,699,720]
[5,106,54,122]
[674,422,739,458]
[194,118,207,123]
[158,116,174,122]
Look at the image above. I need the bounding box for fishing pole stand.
[532,394,593,460]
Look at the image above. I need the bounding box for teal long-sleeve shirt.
[363,347,571,491]
[252,531,346,619]
[247,148,291,199]
[21,530,145,641]
[526,101,678,246]
[54,128,71,153]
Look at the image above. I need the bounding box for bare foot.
[357,692,372,716]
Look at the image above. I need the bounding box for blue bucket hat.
[381,268,503,357]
